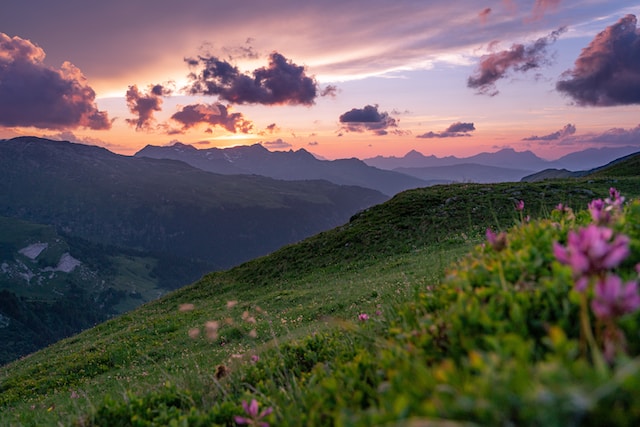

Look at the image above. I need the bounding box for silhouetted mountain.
[522,150,640,182]
[0,137,387,270]
[553,146,640,170]
[365,146,640,174]
[396,163,534,183]
[135,143,428,196]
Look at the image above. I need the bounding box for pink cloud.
[0,33,111,130]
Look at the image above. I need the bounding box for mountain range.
[135,143,432,195]
[364,146,640,182]
[137,143,640,188]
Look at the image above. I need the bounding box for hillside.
[521,151,640,182]
[0,216,211,364]
[0,136,387,364]
[588,151,640,177]
[0,137,386,270]
[2,167,640,425]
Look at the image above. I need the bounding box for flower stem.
[580,292,607,375]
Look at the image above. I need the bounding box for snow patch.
[18,242,48,260]
[55,253,81,273]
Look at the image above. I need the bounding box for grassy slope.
[1,173,639,425]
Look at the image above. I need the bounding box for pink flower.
[588,199,611,225]
[515,200,525,211]
[553,225,630,288]
[605,187,625,207]
[486,228,507,252]
[358,313,370,321]
[235,399,273,427]
[591,275,640,320]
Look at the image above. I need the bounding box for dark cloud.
[479,8,492,24]
[320,84,338,98]
[0,33,110,130]
[446,122,476,133]
[169,103,253,134]
[257,122,280,136]
[468,27,566,96]
[261,138,292,149]
[339,104,399,136]
[125,83,173,130]
[417,121,476,138]
[186,52,324,105]
[556,15,640,106]
[523,123,576,141]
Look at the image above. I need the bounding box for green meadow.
[1,156,640,426]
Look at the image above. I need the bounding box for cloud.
[417,121,476,138]
[261,138,292,149]
[125,83,173,130]
[479,8,492,24]
[529,0,562,22]
[0,33,110,130]
[586,124,640,146]
[556,15,640,106]
[186,51,325,105]
[257,123,280,136]
[522,123,576,141]
[169,103,253,134]
[339,104,399,136]
[467,27,566,96]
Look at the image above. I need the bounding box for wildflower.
[205,321,219,340]
[70,391,80,399]
[251,354,260,363]
[242,311,257,323]
[486,228,507,252]
[515,200,525,211]
[188,328,200,339]
[605,187,625,207]
[179,303,195,312]
[591,275,640,320]
[588,199,610,225]
[234,399,273,427]
[358,313,370,321]
[553,225,630,290]
[227,300,238,309]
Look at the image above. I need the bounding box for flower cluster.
[588,187,625,225]
[553,225,630,291]
[553,188,640,362]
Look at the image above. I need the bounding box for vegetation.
[1,158,640,425]
[0,216,212,364]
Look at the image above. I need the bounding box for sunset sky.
[1,1,639,160]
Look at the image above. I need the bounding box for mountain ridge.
[364,145,640,172]
[135,142,430,195]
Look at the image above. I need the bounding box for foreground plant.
[553,189,640,366]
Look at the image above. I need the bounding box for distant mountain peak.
[169,142,197,152]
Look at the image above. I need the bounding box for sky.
[1,0,640,160]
